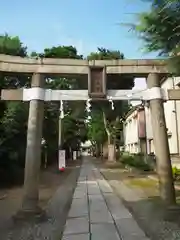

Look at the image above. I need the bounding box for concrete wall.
[124,77,180,156]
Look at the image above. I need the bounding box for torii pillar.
[147,73,176,205]
[17,73,45,218]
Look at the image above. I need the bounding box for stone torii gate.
[0,54,179,217]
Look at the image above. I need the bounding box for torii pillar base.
[13,207,46,223]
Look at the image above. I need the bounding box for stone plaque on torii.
[0,54,179,216]
[88,66,106,98]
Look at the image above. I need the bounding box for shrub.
[121,154,152,171]
[172,166,180,181]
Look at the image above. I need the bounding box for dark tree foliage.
[134,0,180,74]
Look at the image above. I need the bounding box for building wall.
[124,77,180,155]
[161,78,179,154]
[173,77,180,155]
[145,77,180,155]
[124,110,139,153]
[123,109,145,154]
[144,106,156,154]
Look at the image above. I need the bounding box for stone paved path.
[62,157,150,240]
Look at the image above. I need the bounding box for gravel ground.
[0,161,81,240]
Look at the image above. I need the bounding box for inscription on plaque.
[88,67,106,98]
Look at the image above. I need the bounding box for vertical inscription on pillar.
[88,66,106,98]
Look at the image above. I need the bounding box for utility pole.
[147,73,176,205]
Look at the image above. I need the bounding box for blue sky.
[0,0,155,59]
[0,0,155,88]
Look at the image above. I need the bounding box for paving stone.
[88,194,104,202]
[74,191,87,197]
[89,198,107,210]
[73,186,87,198]
[93,171,104,180]
[63,217,89,235]
[76,183,86,188]
[87,181,98,186]
[71,198,87,205]
[68,207,88,218]
[75,183,86,188]
[104,193,133,220]
[87,175,96,181]
[75,184,87,192]
[73,191,87,199]
[90,209,113,223]
[88,190,101,195]
[87,185,101,195]
[97,179,113,193]
[91,223,120,240]
[89,200,113,223]
[116,218,149,240]
[68,199,88,218]
[62,157,149,240]
[78,177,87,182]
[74,188,87,194]
[62,233,90,240]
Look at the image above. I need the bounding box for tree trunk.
[108,144,116,162]
[102,111,116,162]
[95,144,101,157]
[103,142,108,159]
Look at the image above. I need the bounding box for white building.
[123,105,147,154]
[123,77,180,158]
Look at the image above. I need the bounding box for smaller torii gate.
[0,55,179,217]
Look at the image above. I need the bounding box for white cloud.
[51,24,96,56]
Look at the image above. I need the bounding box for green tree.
[34,45,87,162]
[0,33,27,56]
[133,0,180,74]
[0,34,28,185]
[87,111,107,156]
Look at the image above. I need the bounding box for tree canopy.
[133,0,180,74]
[0,34,27,56]
[32,45,87,157]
